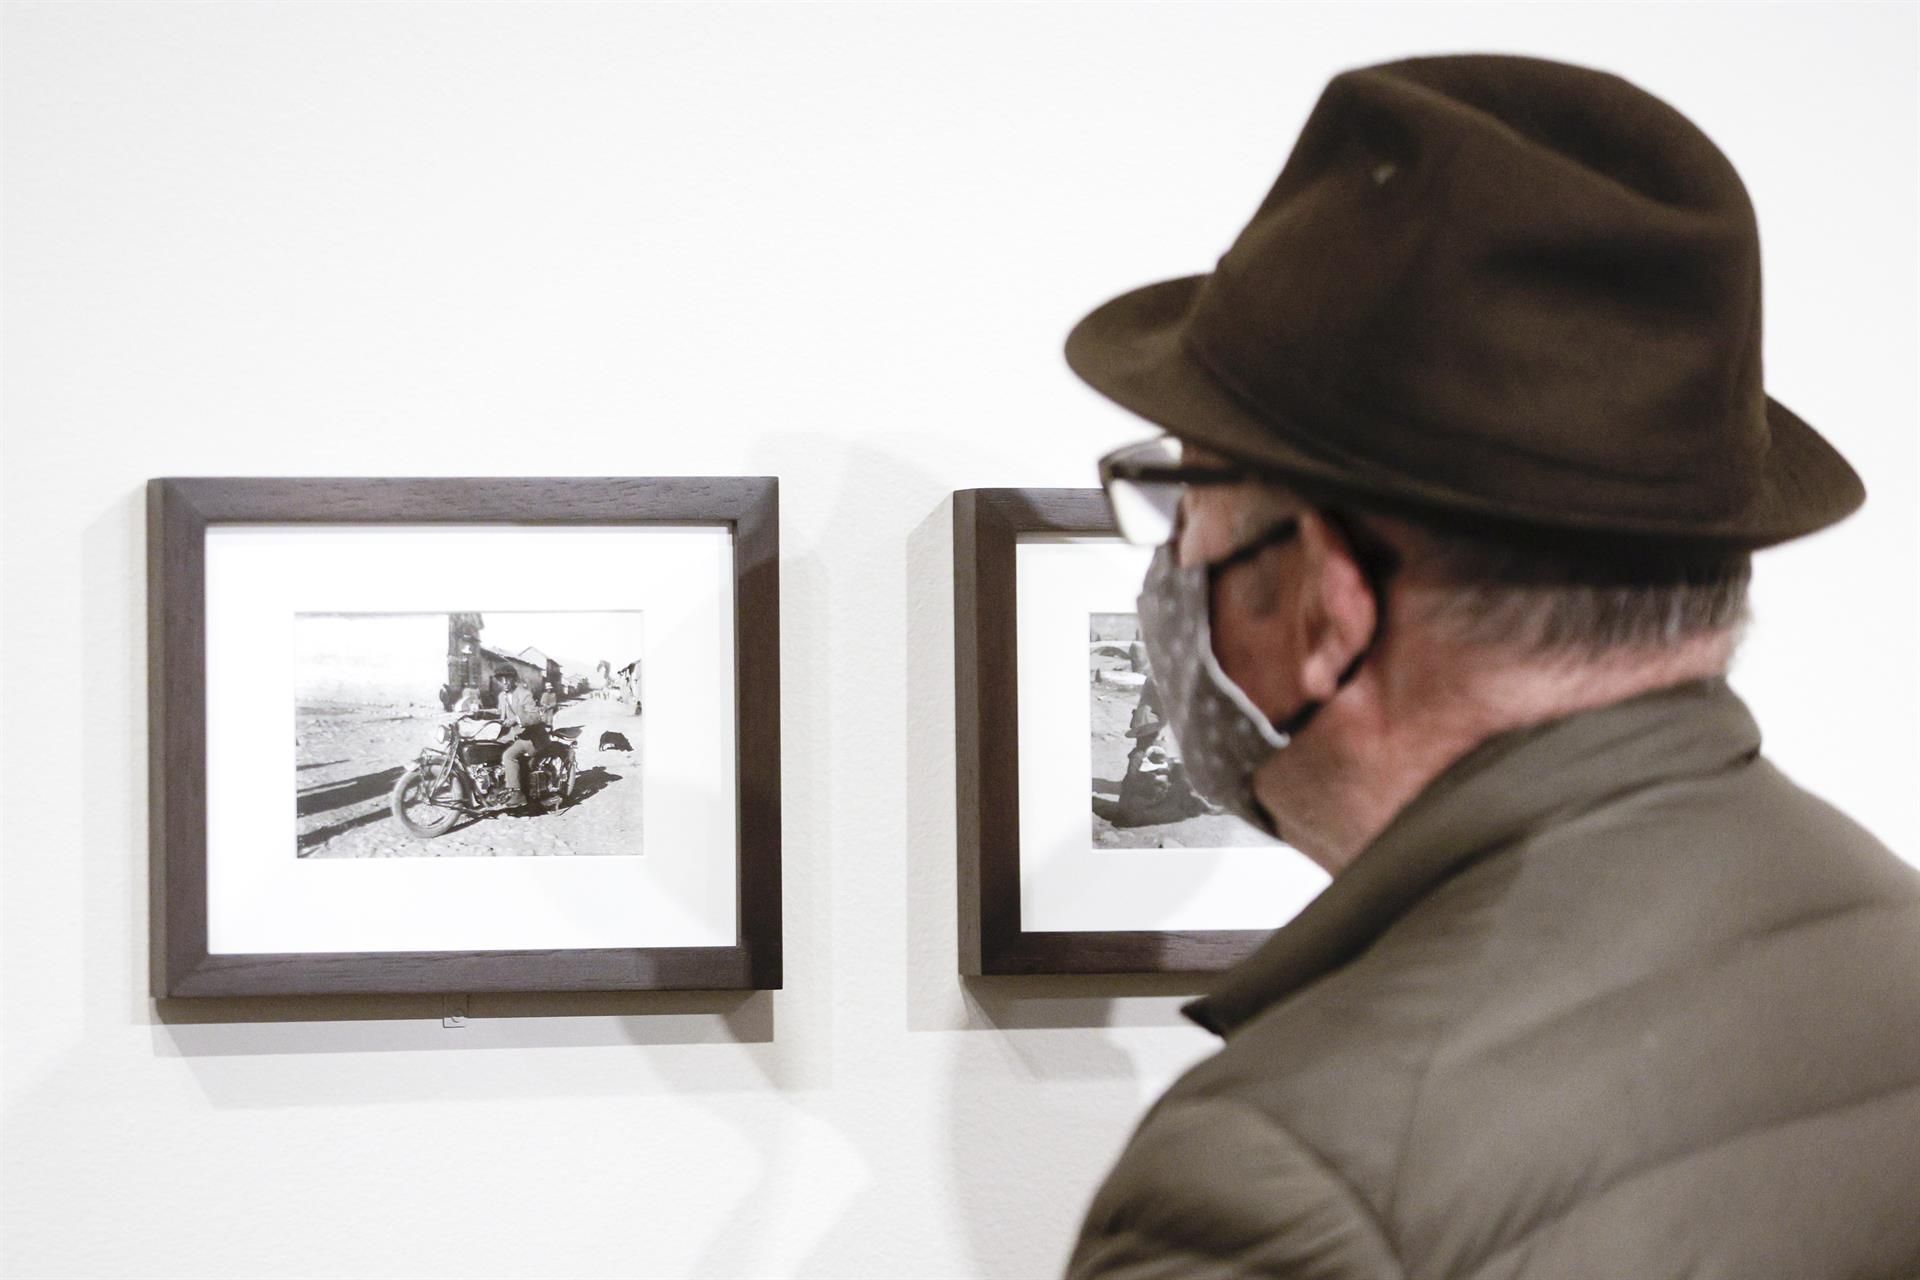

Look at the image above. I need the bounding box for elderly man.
[1063,55,1920,1279]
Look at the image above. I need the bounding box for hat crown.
[1066,53,1864,547]
[1186,55,1770,521]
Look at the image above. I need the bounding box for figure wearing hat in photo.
[1067,55,1919,1280]
[1116,672,1214,827]
[492,666,550,810]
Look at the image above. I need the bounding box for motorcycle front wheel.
[391,764,462,838]
[537,757,576,812]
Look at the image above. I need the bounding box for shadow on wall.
[900,493,1215,1038]
[145,762,790,1099]
[687,434,946,1277]
[145,989,788,1107]
[895,492,1223,1277]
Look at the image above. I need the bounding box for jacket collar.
[1183,678,1763,1037]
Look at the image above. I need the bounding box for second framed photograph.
[149,477,780,998]
[955,488,1328,975]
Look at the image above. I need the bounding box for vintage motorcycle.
[389,713,578,838]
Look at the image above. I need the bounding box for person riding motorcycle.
[490,667,550,809]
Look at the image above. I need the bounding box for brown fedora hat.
[1067,54,1863,549]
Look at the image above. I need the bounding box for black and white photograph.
[295,610,645,858]
[1088,612,1269,851]
[147,481,773,992]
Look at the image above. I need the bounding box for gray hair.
[1228,479,1751,658]
[1382,517,1752,658]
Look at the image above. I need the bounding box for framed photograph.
[954,488,1328,975]
[148,477,780,997]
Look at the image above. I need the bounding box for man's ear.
[1296,512,1377,701]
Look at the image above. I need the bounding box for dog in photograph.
[598,730,633,753]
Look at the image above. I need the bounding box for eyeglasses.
[1097,436,1255,546]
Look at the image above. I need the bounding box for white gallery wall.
[2,3,1913,1277]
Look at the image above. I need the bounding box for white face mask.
[1136,541,1296,837]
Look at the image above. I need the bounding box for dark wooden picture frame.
[149,477,781,998]
[954,488,1269,976]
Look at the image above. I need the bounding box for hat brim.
[1066,275,1864,550]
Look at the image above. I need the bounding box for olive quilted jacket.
[1068,680,1920,1280]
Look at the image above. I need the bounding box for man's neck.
[1255,633,1735,874]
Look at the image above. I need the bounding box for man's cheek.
[1178,505,1238,569]
[1210,579,1291,719]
